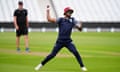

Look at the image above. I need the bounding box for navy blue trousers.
[41,40,84,67]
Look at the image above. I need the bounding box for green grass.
[0,32,120,72]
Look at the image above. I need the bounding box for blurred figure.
[13,1,30,52]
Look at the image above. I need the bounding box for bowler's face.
[66,11,73,17]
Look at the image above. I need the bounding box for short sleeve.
[72,17,78,25]
[56,17,62,24]
[14,10,17,16]
[72,17,77,24]
[25,9,28,16]
[73,18,81,27]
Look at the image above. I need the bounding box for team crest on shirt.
[69,18,73,23]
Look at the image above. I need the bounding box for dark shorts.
[16,28,28,37]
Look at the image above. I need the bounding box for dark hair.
[18,1,23,5]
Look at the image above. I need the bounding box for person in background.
[13,1,30,52]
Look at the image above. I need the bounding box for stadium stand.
[52,0,120,22]
[0,0,120,32]
[0,0,55,22]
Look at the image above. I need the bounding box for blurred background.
[0,0,120,32]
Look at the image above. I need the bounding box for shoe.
[35,63,43,71]
[81,67,87,71]
[26,48,30,53]
[17,48,20,52]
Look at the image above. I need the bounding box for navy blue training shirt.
[56,17,77,41]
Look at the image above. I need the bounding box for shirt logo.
[69,19,73,23]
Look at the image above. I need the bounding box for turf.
[0,32,120,72]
